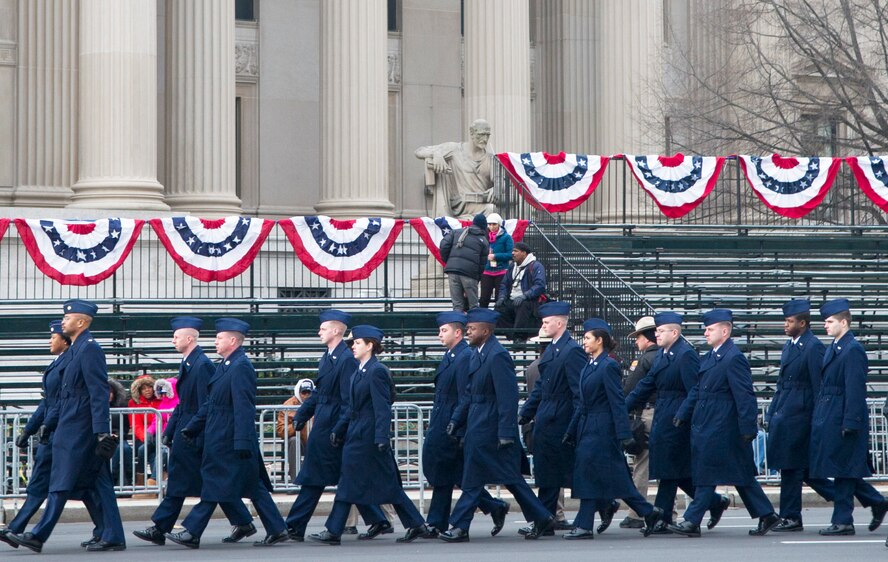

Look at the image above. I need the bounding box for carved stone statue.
[415,119,497,219]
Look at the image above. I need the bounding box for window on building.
[388,0,400,32]
[664,116,674,154]
[278,288,333,313]
[799,114,838,156]
[236,0,254,21]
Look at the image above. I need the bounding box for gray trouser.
[448,274,479,311]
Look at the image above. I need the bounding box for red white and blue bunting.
[503,219,529,242]
[14,218,144,286]
[624,154,725,218]
[738,154,841,218]
[496,152,609,213]
[0,218,8,242]
[846,156,888,214]
[279,216,404,283]
[150,216,275,282]
[409,217,470,265]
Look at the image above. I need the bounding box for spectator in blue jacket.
[495,242,546,341]
[479,213,513,309]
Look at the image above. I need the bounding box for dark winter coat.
[440,225,489,280]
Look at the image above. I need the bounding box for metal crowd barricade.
[256,404,302,495]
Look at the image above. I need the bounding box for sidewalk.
[5,483,888,525]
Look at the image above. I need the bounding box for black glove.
[512,295,526,306]
[457,437,465,450]
[497,438,514,450]
[237,449,252,459]
[518,416,531,426]
[14,432,31,449]
[561,433,576,448]
[180,428,196,446]
[621,438,637,452]
[377,442,390,453]
[761,419,769,431]
[294,419,306,432]
[445,422,459,443]
[672,417,685,428]
[161,434,172,448]
[741,434,756,443]
[95,433,119,460]
[330,432,343,448]
[842,428,857,438]
[37,425,51,445]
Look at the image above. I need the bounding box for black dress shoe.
[438,527,469,542]
[619,516,644,529]
[870,500,888,532]
[342,526,358,535]
[649,520,673,535]
[552,519,575,531]
[133,526,166,545]
[222,523,257,543]
[358,520,393,540]
[308,530,341,545]
[749,513,780,536]
[8,532,44,553]
[518,522,554,536]
[772,518,803,532]
[253,530,288,546]
[707,495,731,530]
[287,527,305,542]
[818,524,855,536]
[563,527,595,540]
[165,530,200,549]
[397,525,432,543]
[642,507,664,537]
[422,526,440,539]
[667,520,701,537]
[0,529,19,548]
[80,535,101,548]
[86,541,127,552]
[525,516,555,540]
[490,501,510,536]
[597,500,620,534]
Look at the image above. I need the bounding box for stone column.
[464,0,531,153]
[164,0,241,215]
[315,0,394,217]
[13,0,77,207]
[69,0,168,210]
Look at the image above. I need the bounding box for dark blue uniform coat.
[422,339,472,487]
[625,338,700,480]
[451,336,524,488]
[24,350,71,496]
[49,331,111,493]
[334,356,403,505]
[568,353,636,499]
[765,329,825,469]
[677,338,759,486]
[809,331,871,478]
[518,331,585,488]
[162,346,214,497]
[185,346,271,502]
[293,340,358,486]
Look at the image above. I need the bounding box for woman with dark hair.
[562,318,664,540]
[310,325,431,545]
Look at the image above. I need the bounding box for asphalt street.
[3,506,886,561]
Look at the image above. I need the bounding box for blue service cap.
[49,320,63,334]
[654,312,683,326]
[436,311,467,327]
[215,318,250,335]
[350,324,384,342]
[319,309,352,327]
[702,308,733,326]
[170,316,203,331]
[537,301,570,318]
[466,308,500,324]
[63,299,98,317]
[782,299,810,318]
[820,298,850,319]
[582,318,612,335]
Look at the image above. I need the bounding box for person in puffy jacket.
[440,213,490,312]
[129,375,162,483]
[479,213,513,309]
[277,379,315,481]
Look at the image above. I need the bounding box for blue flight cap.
[63,299,98,317]
[215,318,250,335]
[582,318,612,335]
[702,308,733,326]
[49,320,63,334]
[466,308,500,324]
[654,312,683,326]
[170,316,203,331]
[436,311,467,327]
[350,324,384,342]
[319,309,352,327]
[782,299,810,318]
[820,298,850,319]
[537,301,570,318]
